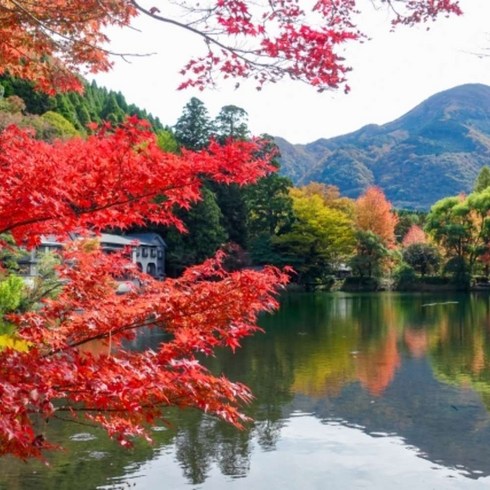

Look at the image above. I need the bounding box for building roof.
[38,232,166,249]
[125,233,167,248]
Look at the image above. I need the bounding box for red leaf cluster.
[0,117,274,247]
[1,1,461,93]
[2,243,288,458]
[0,116,287,458]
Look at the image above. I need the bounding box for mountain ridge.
[275,83,490,209]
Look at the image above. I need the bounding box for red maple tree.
[0,0,461,459]
[0,117,290,459]
[0,1,461,93]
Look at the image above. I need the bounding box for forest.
[3,77,490,293]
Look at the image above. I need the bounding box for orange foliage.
[355,186,398,247]
[356,327,400,396]
[0,1,137,93]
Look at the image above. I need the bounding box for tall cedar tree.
[0,0,460,459]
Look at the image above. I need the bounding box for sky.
[93,0,490,144]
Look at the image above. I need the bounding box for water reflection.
[4,292,490,488]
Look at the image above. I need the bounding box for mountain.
[275,84,490,209]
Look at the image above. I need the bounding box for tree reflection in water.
[5,292,490,488]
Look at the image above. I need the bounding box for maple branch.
[41,317,159,358]
[129,0,299,83]
[130,1,253,58]
[0,182,193,236]
[8,0,155,61]
[53,414,98,428]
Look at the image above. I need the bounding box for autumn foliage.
[0,1,461,93]
[0,0,462,460]
[355,186,398,247]
[3,243,287,458]
[0,119,274,246]
[402,224,427,247]
[0,115,291,458]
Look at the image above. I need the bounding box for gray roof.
[38,232,166,248]
[125,233,167,248]
[100,233,135,247]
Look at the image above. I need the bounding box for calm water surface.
[3,292,490,489]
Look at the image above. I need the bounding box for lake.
[3,292,490,489]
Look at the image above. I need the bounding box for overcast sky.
[93,0,490,144]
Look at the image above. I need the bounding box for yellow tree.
[273,187,355,285]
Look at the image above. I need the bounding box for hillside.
[0,75,164,133]
[276,84,490,209]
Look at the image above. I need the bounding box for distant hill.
[275,84,490,209]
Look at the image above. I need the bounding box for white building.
[16,232,167,280]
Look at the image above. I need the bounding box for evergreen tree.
[214,105,249,142]
[210,104,252,247]
[100,93,125,125]
[0,74,54,114]
[474,166,490,193]
[165,187,228,276]
[211,183,249,248]
[174,97,214,151]
[55,93,79,128]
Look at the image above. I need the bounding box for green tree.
[165,187,228,276]
[273,189,355,286]
[100,93,125,125]
[245,171,293,238]
[211,183,249,248]
[245,171,294,264]
[0,74,55,114]
[425,196,473,265]
[174,97,214,151]
[55,93,79,128]
[402,243,440,277]
[210,105,252,248]
[156,129,179,153]
[425,192,490,277]
[350,230,389,279]
[245,172,293,265]
[76,104,91,129]
[474,166,490,193]
[214,105,249,142]
[40,111,80,138]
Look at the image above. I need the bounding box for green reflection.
[4,292,490,488]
